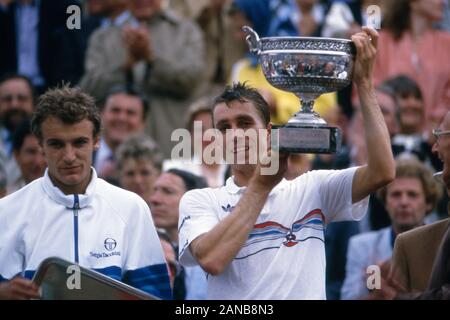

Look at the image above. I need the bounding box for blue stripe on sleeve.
[24,270,36,280]
[23,267,122,283]
[93,266,122,282]
[123,264,172,300]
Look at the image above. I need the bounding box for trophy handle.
[242,26,261,55]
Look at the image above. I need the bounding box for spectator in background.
[149,169,208,300]
[0,74,35,191]
[381,76,448,221]
[116,134,163,204]
[383,75,443,172]
[163,96,229,188]
[388,111,450,299]
[80,0,130,70]
[80,0,206,158]
[385,76,425,136]
[374,0,450,130]
[94,86,148,180]
[341,158,442,299]
[8,119,46,194]
[294,0,327,37]
[0,0,83,93]
[0,74,34,158]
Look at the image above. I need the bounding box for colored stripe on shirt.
[123,264,172,300]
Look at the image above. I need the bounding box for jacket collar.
[42,168,97,209]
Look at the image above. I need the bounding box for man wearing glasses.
[386,111,450,299]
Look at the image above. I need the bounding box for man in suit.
[341,158,441,299]
[387,111,450,299]
[0,0,83,93]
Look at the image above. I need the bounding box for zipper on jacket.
[73,194,80,264]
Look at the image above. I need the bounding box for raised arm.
[351,27,396,203]
[187,155,289,276]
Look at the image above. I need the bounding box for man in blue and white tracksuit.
[0,86,171,299]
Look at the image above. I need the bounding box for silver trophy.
[243,26,356,153]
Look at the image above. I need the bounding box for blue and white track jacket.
[0,169,172,299]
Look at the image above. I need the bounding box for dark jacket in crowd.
[0,0,83,91]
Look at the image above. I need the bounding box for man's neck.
[49,171,92,195]
[232,164,257,187]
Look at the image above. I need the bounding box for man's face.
[213,100,268,166]
[0,79,33,132]
[129,0,162,20]
[14,135,46,184]
[149,173,186,230]
[433,112,450,194]
[386,177,429,233]
[102,93,144,148]
[119,158,159,201]
[41,117,99,195]
[397,94,424,134]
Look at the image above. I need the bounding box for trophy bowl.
[243,26,356,153]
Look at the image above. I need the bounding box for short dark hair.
[31,85,101,141]
[382,0,411,41]
[104,84,150,120]
[12,119,33,152]
[116,134,164,172]
[213,82,271,126]
[0,73,35,98]
[166,169,207,192]
[381,75,423,101]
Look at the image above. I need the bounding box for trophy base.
[272,124,342,154]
